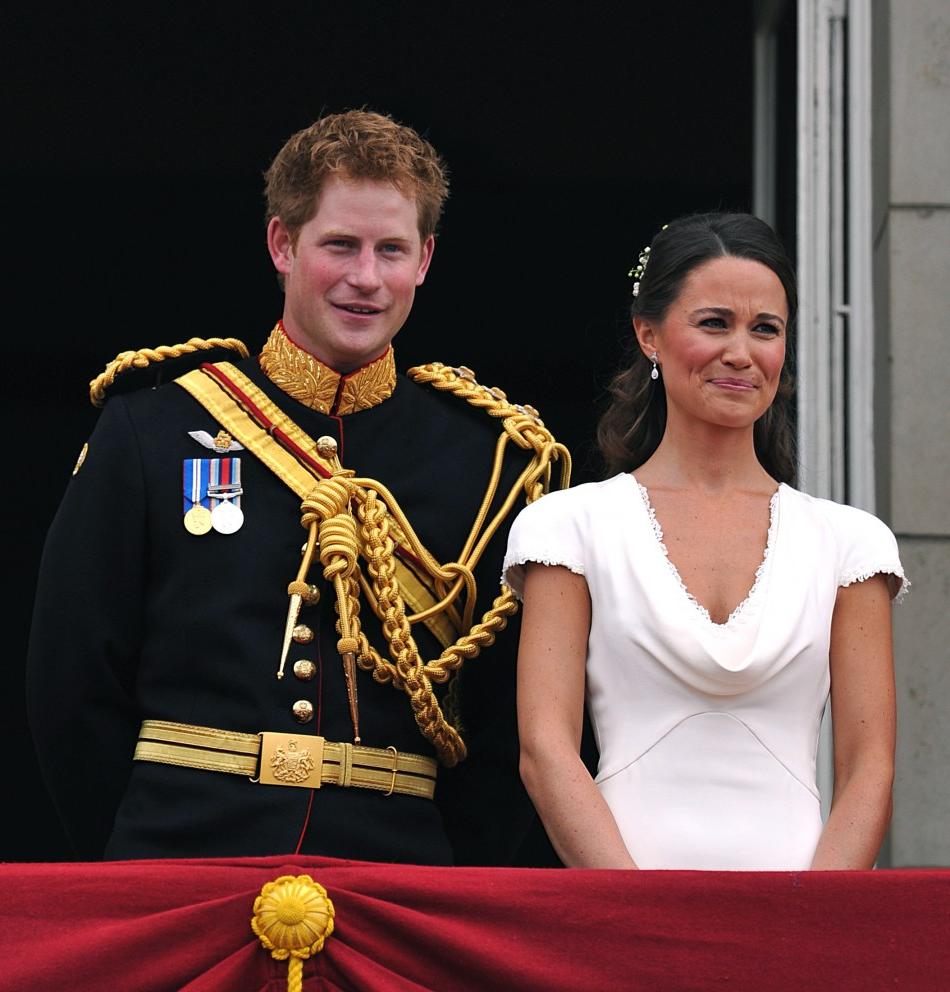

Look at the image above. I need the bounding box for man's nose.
[346,248,382,291]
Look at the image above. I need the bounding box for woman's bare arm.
[517,563,637,868]
[810,573,896,869]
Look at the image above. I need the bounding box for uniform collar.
[259,322,397,415]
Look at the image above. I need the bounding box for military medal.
[208,457,244,535]
[183,504,213,535]
[183,458,213,536]
[211,498,243,534]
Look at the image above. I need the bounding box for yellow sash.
[177,363,459,648]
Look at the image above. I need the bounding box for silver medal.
[206,458,244,535]
[211,498,244,534]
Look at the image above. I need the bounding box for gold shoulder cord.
[260,361,571,766]
[89,337,250,407]
[90,344,571,768]
[334,361,572,765]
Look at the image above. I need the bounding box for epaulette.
[408,362,544,424]
[89,337,250,407]
[407,362,566,504]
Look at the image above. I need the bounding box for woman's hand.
[810,573,896,869]
[517,563,638,868]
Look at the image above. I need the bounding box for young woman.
[504,213,904,870]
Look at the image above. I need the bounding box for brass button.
[292,624,314,644]
[292,699,314,723]
[315,435,338,458]
[303,584,320,605]
[293,659,317,681]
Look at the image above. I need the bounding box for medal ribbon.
[208,457,242,512]
[183,458,212,514]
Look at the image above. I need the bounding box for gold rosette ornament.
[251,874,335,992]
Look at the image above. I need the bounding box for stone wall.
[876,0,950,867]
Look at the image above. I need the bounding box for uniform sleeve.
[26,397,146,858]
[833,504,908,602]
[501,488,587,600]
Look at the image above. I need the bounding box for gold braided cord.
[298,482,366,655]
[407,362,572,501]
[293,362,570,766]
[89,337,250,407]
[346,477,478,630]
[358,488,466,760]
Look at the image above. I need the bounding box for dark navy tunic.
[27,355,533,865]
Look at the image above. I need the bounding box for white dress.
[502,474,906,870]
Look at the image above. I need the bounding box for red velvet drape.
[1,857,947,991]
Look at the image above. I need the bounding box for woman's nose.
[722,334,753,367]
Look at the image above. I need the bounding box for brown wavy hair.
[597,212,798,484]
[264,109,449,243]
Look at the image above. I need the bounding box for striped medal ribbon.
[182,458,213,536]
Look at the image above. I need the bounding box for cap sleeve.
[833,504,908,602]
[502,488,587,600]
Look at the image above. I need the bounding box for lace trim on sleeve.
[839,566,910,603]
[504,554,586,575]
[500,554,586,601]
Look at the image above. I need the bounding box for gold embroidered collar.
[259,323,397,415]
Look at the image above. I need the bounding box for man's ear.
[267,217,295,276]
[415,235,435,287]
[632,316,658,360]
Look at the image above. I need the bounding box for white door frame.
[796,0,876,511]
[756,0,877,817]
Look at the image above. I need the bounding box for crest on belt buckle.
[269,739,316,784]
[259,732,323,788]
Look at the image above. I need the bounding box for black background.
[3,1,794,861]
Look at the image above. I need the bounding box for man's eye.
[326,239,352,249]
[380,243,404,254]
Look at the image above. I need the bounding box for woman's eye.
[754,323,781,336]
[700,317,727,329]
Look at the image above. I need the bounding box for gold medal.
[183,504,213,535]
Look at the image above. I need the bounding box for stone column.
[875,0,950,867]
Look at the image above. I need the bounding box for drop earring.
[650,352,659,381]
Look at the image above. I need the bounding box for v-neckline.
[627,473,783,630]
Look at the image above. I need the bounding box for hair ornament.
[629,246,650,298]
[628,225,667,298]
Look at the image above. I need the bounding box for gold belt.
[134,720,437,799]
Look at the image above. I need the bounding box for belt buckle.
[258,732,324,788]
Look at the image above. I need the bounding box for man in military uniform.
[27,111,568,864]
